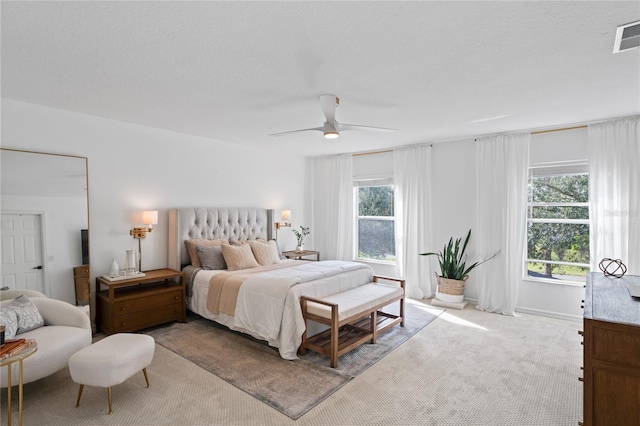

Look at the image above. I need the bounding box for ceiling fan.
[269,95,396,139]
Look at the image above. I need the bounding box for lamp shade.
[281,210,291,221]
[142,210,158,226]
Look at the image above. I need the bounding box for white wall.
[2,99,308,309]
[430,139,479,297]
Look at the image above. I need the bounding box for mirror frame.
[1,148,90,303]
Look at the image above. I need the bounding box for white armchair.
[1,295,91,388]
[0,289,46,301]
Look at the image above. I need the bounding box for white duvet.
[187,260,374,359]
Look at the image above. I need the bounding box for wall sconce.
[130,210,158,272]
[274,210,291,239]
[130,210,158,238]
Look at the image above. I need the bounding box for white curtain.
[475,133,529,315]
[588,116,640,275]
[315,154,354,260]
[394,145,434,299]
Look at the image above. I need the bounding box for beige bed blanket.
[206,261,310,316]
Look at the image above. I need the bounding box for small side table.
[1,342,38,426]
[282,250,320,261]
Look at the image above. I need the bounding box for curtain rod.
[352,149,393,157]
[356,124,590,150]
[346,115,636,154]
[474,124,588,141]
[530,125,587,135]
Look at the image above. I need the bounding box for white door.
[1,214,45,292]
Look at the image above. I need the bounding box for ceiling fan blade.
[269,95,396,139]
[339,123,397,133]
[268,127,324,137]
[319,95,338,124]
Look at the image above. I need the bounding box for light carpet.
[1,299,583,425]
[143,302,440,419]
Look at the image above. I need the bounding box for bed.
[168,207,374,360]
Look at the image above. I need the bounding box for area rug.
[144,300,440,419]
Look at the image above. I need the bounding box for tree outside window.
[527,171,589,283]
[356,185,396,262]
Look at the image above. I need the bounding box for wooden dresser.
[96,268,185,335]
[73,265,90,306]
[582,272,640,426]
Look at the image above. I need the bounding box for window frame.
[524,162,590,286]
[354,182,397,265]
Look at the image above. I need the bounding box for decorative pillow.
[184,239,228,267]
[3,295,44,334]
[0,308,18,339]
[229,238,266,246]
[196,245,227,270]
[221,243,260,271]
[248,240,281,266]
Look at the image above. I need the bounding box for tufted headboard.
[168,207,274,270]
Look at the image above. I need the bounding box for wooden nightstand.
[282,250,320,261]
[95,269,185,335]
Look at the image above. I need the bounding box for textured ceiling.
[2,1,639,157]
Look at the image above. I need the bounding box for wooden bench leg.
[370,310,378,344]
[330,305,338,368]
[400,296,405,327]
[299,299,308,355]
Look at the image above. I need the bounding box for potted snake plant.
[420,229,498,303]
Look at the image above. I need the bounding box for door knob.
[33,265,43,270]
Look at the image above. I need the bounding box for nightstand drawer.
[113,290,182,316]
[111,303,182,333]
[74,266,90,277]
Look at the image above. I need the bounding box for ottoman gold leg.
[107,387,113,415]
[143,368,150,388]
[76,384,84,407]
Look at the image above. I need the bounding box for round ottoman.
[68,333,155,414]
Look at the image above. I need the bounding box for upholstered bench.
[300,275,405,367]
[68,333,155,414]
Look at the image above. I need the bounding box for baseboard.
[463,297,582,322]
[514,306,582,322]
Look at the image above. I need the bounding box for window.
[526,163,589,284]
[355,184,396,263]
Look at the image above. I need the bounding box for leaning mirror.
[1,149,89,306]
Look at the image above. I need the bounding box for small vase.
[109,258,119,277]
[296,245,304,252]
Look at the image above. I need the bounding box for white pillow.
[3,295,45,334]
[248,240,281,266]
[0,308,18,339]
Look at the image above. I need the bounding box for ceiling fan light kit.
[269,94,396,139]
[324,131,339,139]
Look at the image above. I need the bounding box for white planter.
[435,290,464,303]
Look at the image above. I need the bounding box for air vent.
[613,20,640,53]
